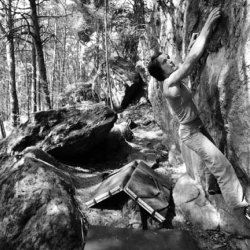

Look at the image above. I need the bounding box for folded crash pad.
[85,225,199,250]
[86,160,172,223]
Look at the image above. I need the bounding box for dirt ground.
[75,103,234,250]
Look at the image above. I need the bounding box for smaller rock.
[111,122,134,142]
[173,174,220,230]
[0,103,117,165]
[173,174,200,205]
[0,148,87,250]
[168,144,183,166]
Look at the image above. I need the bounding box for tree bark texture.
[58,27,67,108]
[6,0,19,127]
[31,41,37,113]
[29,0,51,110]
[104,0,113,109]
[51,20,58,109]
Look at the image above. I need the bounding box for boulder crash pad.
[86,160,173,223]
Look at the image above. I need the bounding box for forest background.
[1,0,250,188]
[1,1,250,248]
[0,0,150,129]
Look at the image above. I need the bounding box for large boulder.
[0,103,117,163]
[173,173,220,231]
[137,0,250,246]
[0,147,87,250]
[143,1,250,181]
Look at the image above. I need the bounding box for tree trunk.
[75,40,79,82]
[58,26,67,108]
[51,20,58,109]
[37,77,41,111]
[22,55,30,118]
[133,0,145,29]
[104,0,113,109]
[31,41,37,113]
[29,0,51,110]
[6,40,19,126]
[6,0,19,127]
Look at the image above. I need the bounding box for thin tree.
[104,0,113,109]
[58,26,67,108]
[50,19,58,109]
[0,0,19,126]
[31,40,37,112]
[29,0,51,110]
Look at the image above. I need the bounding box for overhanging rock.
[86,160,172,223]
[0,103,117,163]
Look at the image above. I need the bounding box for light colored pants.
[179,118,248,210]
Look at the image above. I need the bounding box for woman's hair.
[147,52,165,81]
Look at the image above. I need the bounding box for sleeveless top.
[166,82,199,125]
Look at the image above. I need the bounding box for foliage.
[0,0,148,123]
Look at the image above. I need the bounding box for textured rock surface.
[175,136,250,237]
[139,0,250,241]
[0,148,86,250]
[173,174,220,231]
[0,103,117,163]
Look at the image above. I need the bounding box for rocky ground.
[0,102,245,249]
[73,102,234,250]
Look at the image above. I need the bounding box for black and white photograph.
[0,0,250,249]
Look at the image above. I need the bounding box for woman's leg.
[183,131,248,209]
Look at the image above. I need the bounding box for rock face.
[0,103,117,163]
[173,173,220,231]
[0,148,87,250]
[138,0,250,240]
